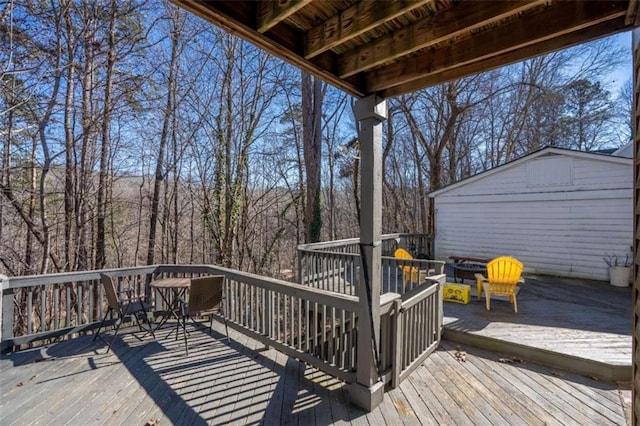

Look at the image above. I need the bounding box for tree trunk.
[25,136,36,274]
[146,11,180,266]
[63,5,75,272]
[95,0,117,270]
[302,72,324,243]
[77,1,97,272]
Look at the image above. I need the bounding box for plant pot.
[608,266,631,287]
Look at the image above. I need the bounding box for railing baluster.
[88,281,94,324]
[65,285,70,327]
[313,301,318,357]
[276,292,281,341]
[40,286,46,333]
[304,299,310,352]
[321,303,327,361]
[54,285,59,330]
[339,309,345,368]
[78,282,83,326]
[27,288,33,335]
[250,285,254,329]
[288,294,293,346]
[297,297,302,351]
[238,279,242,326]
[333,307,339,365]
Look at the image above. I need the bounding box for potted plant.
[603,253,632,287]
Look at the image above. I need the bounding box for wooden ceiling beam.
[366,0,628,93]
[339,0,546,78]
[304,0,433,59]
[257,0,314,33]
[380,15,630,98]
[171,0,366,97]
[626,0,640,25]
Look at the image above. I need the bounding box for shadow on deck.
[0,268,633,425]
[1,317,632,425]
[0,324,358,425]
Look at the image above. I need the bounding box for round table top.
[451,263,486,272]
[150,277,191,289]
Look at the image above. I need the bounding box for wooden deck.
[443,273,632,381]
[1,319,631,425]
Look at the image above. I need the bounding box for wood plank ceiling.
[172,0,639,98]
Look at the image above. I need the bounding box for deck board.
[426,353,495,425]
[430,348,522,425]
[447,342,554,425]
[405,370,454,423]
[443,273,632,378]
[471,349,577,425]
[1,315,631,425]
[0,332,628,425]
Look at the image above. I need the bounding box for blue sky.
[608,31,632,94]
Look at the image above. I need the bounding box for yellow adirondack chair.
[394,248,433,287]
[474,256,524,312]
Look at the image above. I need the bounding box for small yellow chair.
[474,256,524,312]
[394,248,432,286]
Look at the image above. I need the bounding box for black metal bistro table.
[150,277,191,332]
[450,257,489,283]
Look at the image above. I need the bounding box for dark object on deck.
[450,256,490,283]
[177,276,229,355]
[93,273,155,353]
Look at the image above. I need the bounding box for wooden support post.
[633,27,640,426]
[347,95,387,411]
[1,274,13,353]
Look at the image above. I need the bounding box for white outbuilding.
[429,146,632,281]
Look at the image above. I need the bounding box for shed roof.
[171,1,637,98]
[429,146,633,197]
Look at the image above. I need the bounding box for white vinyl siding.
[432,150,632,281]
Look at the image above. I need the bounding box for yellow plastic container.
[443,283,471,304]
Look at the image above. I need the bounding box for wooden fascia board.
[171,0,366,97]
[367,0,628,94]
[257,0,314,33]
[304,0,433,59]
[380,15,631,98]
[339,0,546,79]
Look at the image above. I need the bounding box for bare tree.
[95,0,118,270]
[302,71,324,243]
[146,4,184,265]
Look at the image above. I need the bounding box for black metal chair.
[93,273,155,353]
[177,275,229,355]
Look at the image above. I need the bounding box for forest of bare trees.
[0,0,632,279]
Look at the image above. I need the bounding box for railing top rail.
[298,233,430,252]
[300,250,361,258]
[2,266,159,290]
[382,256,445,265]
[298,237,362,251]
[402,275,444,309]
[156,264,359,311]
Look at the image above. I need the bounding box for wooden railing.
[297,233,442,296]
[0,266,157,350]
[295,233,445,389]
[1,265,360,382]
[297,233,433,258]
[380,280,443,387]
[1,263,444,393]
[298,251,360,295]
